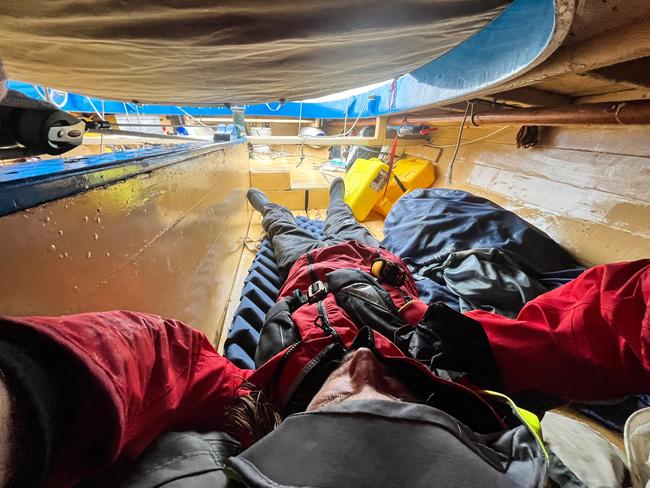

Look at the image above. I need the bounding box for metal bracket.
[48,120,86,145]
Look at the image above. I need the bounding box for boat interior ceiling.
[0,0,649,341]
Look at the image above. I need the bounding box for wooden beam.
[576,88,650,104]
[249,117,387,146]
[500,18,650,91]
[485,87,572,107]
[247,135,379,146]
[198,117,316,124]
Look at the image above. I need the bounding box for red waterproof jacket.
[0,242,648,487]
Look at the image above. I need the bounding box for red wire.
[383,133,399,197]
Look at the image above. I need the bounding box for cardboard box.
[250,169,291,191]
[266,189,307,209]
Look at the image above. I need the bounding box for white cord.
[123,103,133,126]
[176,106,215,132]
[32,85,68,108]
[85,96,103,119]
[100,100,105,153]
[426,125,511,149]
[446,102,471,185]
[265,102,283,112]
[311,95,371,140]
[32,84,49,101]
[342,96,352,135]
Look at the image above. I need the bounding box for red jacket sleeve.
[467,259,650,401]
[0,310,252,487]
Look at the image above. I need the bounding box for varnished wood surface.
[404,125,650,265]
[0,144,250,342]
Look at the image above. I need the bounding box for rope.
[123,103,133,126]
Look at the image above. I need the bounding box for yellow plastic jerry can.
[373,157,435,216]
[343,157,389,221]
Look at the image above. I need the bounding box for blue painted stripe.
[0,142,241,216]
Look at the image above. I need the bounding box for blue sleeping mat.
[224,216,325,369]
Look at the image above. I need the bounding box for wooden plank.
[199,117,315,124]
[306,189,330,209]
[568,0,650,45]
[404,134,650,265]
[553,407,624,452]
[362,211,385,240]
[248,135,377,146]
[576,87,650,104]
[0,145,250,342]
[449,141,650,201]
[498,18,650,93]
[533,72,638,97]
[247,116,387,147]
[409,124,650,157]
[487,87,572,107]
[433,165,650,265]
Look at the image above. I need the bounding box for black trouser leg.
[261,200,381,282]
[323,199,380,247]
[262,203,322,280]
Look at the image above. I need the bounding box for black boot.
[247,188,270,213]
[329,177,346,202]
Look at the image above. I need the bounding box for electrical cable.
[446,101,471,185]
[425,125,511,149]
[100,99,106,153]
[123,103,133,127]
[342,96,352,135]
[307,94,371,141]
[176,106,215,132]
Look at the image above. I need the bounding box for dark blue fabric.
[383,189,585,312]
[224,216,324,369]
[383,189,581,273]
[573,396,650,433]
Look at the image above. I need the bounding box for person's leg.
[261,203,322,278]
[248,188,321,279]
[466,259,650,402]
[322,178,380,247]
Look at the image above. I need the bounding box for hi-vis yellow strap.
[483,390,548,460]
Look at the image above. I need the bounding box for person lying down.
[0,178,648,487]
